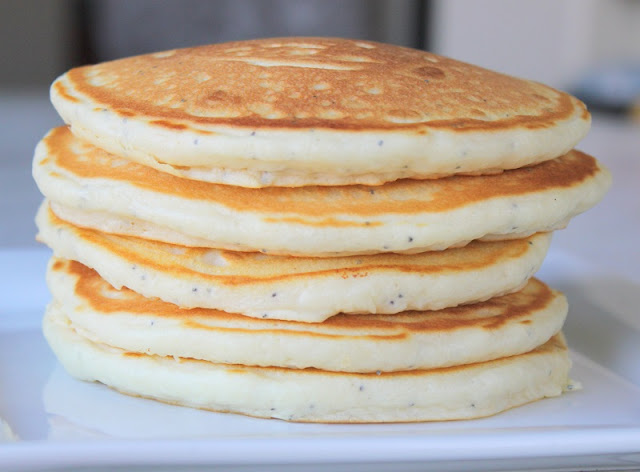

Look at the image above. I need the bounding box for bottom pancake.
[43,309,572,423]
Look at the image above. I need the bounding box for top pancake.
[50,37,590,187]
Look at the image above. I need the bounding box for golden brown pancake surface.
[58,38,583,132]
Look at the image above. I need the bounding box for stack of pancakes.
[33,38,610,423]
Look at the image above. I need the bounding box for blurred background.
[0,0,639,248]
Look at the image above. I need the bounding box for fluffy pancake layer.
[50,37,590,187]
[38,203,552,322]
[43,306,571,423]
[46,258,568,372]
[33,126,611,256]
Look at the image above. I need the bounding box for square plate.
[1,248,639,471]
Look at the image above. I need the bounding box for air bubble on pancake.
[259,81,284,92]
[87,74,116,87]
[240,59,359,71]
[153,94,178,107]
[190,107,243,118]
[110,158,129,168]
[202,250,229,267]
[341,97,368,110]
[414,66,445,80]
[247,103,286,119]
[203,90,238,103]
[69,138,89,155]
[86,68,101,78]
[165,246,186,256]
[286,48,319,56]
[189,89,245,117]
[312,83,330,91]
[193,72,211,83]
[385,109,424,124]
[532,93,552,103]
[469,108,488,118]
[152,50,176,59]
[100,285,130,301]
[335,55,376,63]
[317,110,344,120]
[224,46,252,53]
[354,41,376,49]
[366,87,382,95]
[280,42,325,49]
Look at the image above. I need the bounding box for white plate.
[1,248,639,472]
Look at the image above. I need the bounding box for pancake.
[33,126,611,256]
[37,203,552,321]
[50,37,590,187]
[43,306,572,423]
[46,258,567,373]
